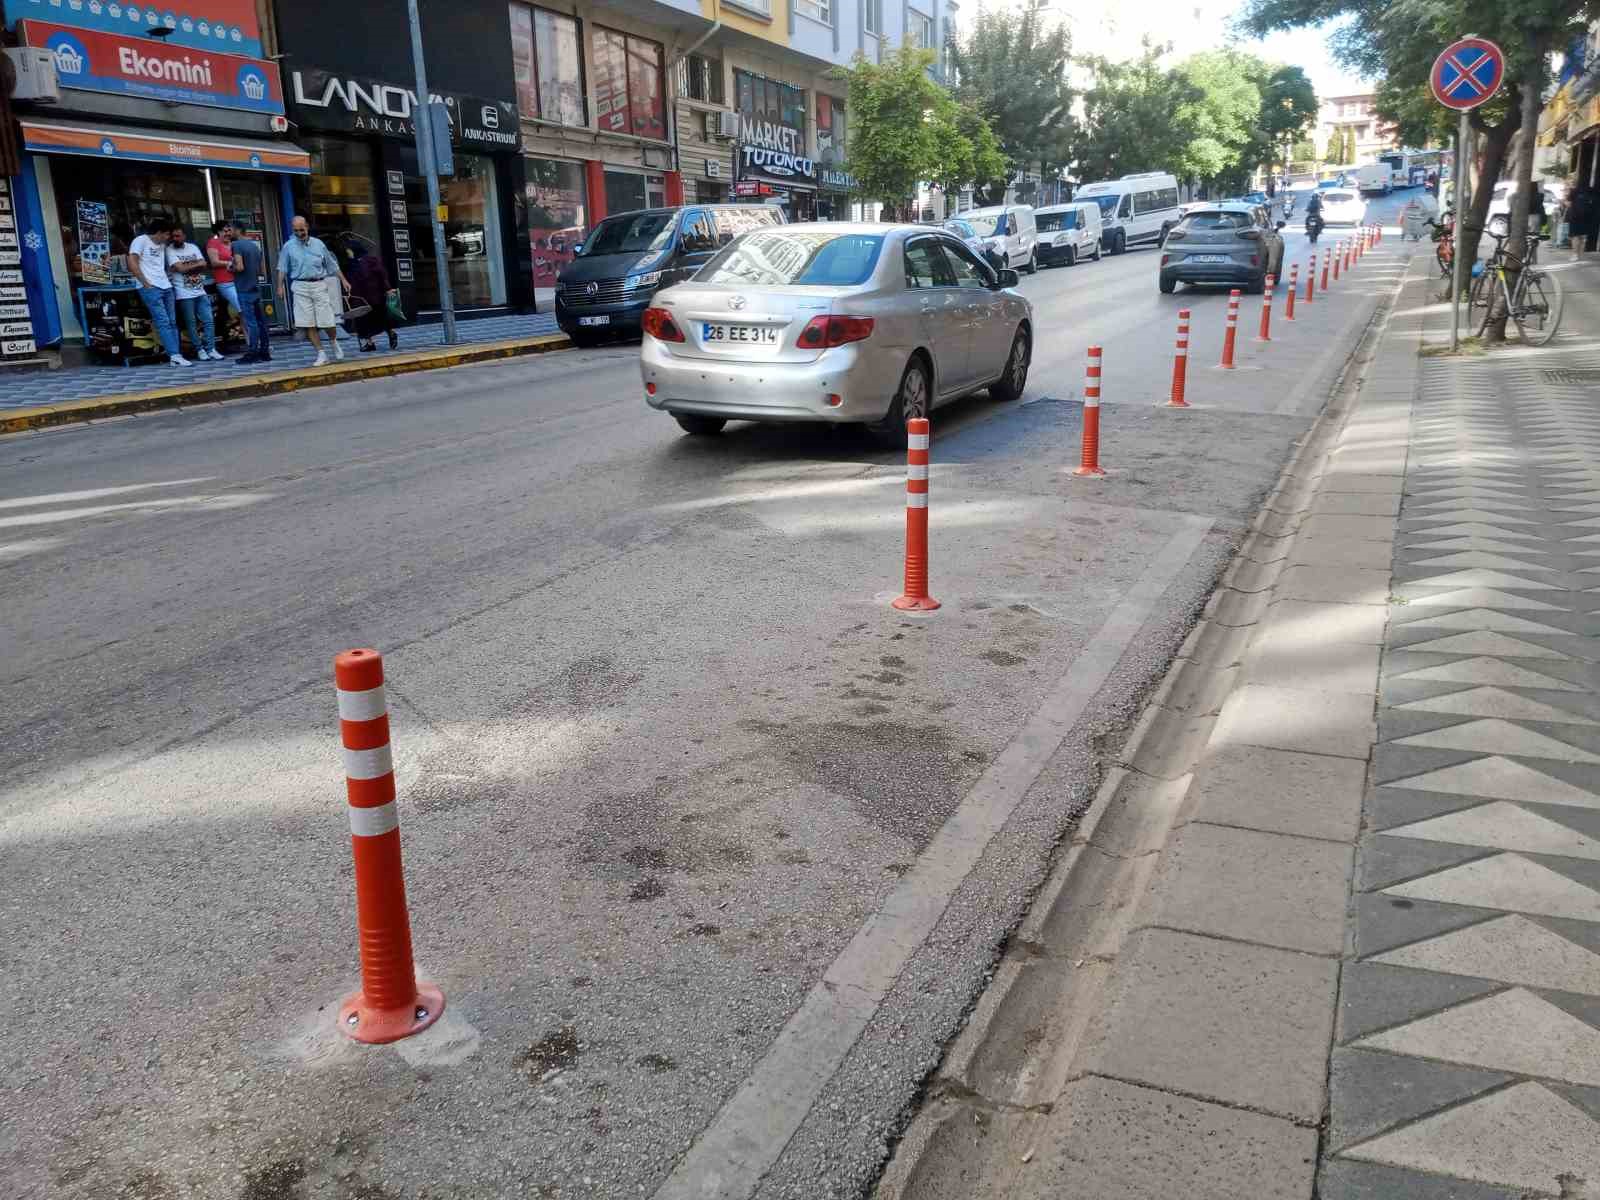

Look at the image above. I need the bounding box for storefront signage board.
[288,67,516,149]
[8,0,264,58]
[22,20,284,113]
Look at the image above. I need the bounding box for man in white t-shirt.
[166,226,224,361]
[126,215,187,366]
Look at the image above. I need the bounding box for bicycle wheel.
[1513,268,1563,346]
[1471,270,1498,337]
[1436,241,1452,277]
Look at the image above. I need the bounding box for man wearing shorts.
[276,214,351,366]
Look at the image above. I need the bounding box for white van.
[1034,202,1103,267]
[1075,172,1182,255]
[960,204,1040,274]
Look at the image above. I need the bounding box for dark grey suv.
[1158,203,1286,295]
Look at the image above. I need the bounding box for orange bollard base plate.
[891,594,942,611]
[1072,464,1108,477]
[1164,399,1190,409]
[340,981,445,1045]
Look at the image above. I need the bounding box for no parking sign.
[1431,37,1505,110]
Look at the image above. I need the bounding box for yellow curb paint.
[0,334,573,435]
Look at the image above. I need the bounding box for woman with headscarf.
[341,235,402,352]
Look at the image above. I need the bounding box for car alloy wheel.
[991,328,1030,402]
[900,357,930,421]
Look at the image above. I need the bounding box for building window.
[723,0,773,16]
[677,52,725,104]
[510,4,585,127]
[817,94,846,163]
[863,0,881,35]
[593,27,668,141]
[908,8,934,49]
[735,70,806,154]
[795,0,831,22]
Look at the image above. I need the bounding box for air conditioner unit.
[716,110,740,139]
[6,48,61,103]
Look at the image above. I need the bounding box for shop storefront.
[276,0,532,320]
[814,93,857,221]
[734,70,816,221]
[8,2,304,352]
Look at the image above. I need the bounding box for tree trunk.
[1457,95,1521,293]
[1484,62,1545,343]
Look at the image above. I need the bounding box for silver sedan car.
[639,222,1034,443]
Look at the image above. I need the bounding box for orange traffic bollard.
[1257,274,1275,342]
[334,649,444,1045]
[1286,264,1298,321]
[1333,242,1342,281]
[1168,309,1190,408]
[1305,258,1315,305]
[1321,251,1330,292]
[1220,289,1240,369]
[1075,346,1107,476]
[892,418,940,610]
[1345,239,1353,271]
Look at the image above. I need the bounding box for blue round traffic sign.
[1431,37,1505,110]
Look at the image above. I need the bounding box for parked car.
[942,217,988,259]
[1076,171,1182,255]
[961,204,1039,274]
[1354,163,1392,197]
[1486,179,1561,236]
[1034,201,1103,266]
[639,223,1034,444]
[1319,189,1367,225]
[555,204,785,344]
[1158,202,1286,295]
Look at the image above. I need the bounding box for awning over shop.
[19,119,310,175]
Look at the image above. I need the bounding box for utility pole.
[406,0,458,344]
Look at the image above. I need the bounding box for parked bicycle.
[1471,227,1562,346]
[1427,216,1454,278]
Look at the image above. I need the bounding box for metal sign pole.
[1452,110,1468,351]
[407,0,458,345]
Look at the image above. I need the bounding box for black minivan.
[555,204,786,344]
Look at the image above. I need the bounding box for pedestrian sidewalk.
[878,237,1600,1198]
[0,310,565,433]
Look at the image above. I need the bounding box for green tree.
[952,0,1076,203]
[1073,40,1192,182]
[1344,127,1357,164]
[839,46,1006,212]
[1257,65,1320,174]
[1171,49,1266,190]
[1323,129,1344,164]
[1292,135,1318,163]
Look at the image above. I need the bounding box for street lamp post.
[406,0,458,345]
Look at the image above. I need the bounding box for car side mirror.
[995,268,1020,289]
[571,242,584,255]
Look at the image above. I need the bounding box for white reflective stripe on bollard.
[908,433,930,450]
[336,685,388,722]
[349,801,400,838]
[907,465,929,480]
[906,493,929,509]
[342,744,395,781]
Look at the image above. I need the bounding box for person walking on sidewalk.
[229,228,272,365]
[341,235,402,353]
[206,220,242,345]
[127,215,188,367]
[276,215,351,366]
[166,226,224,362]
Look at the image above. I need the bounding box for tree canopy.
[839,46,1007,209]
[1073,40,1192,183]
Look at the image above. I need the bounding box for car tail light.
[642,306,684,343]
[1160,254,1170,267]
[1238,229,1262,241]
[797,315,875,349]
[1250,255,1260,267]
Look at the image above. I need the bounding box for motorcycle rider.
[1304,190,1325,243]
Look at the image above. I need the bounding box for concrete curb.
[0,332,573,435]
[873,244,1415,1200]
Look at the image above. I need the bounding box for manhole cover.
[1542,369,1600,385]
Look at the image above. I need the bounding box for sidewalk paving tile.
[1144,823,1352,954]
[1077,927,1339,1122]
[1211,683,1376,759]
[1033,1077,1317,1200]
[1243,635,1381,696]
[1184,743,1365,842]
[1261,598,1389,645]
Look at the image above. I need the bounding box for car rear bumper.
[640,338,897,424]
[1038,242,1080,262]
[1162,256,1260,284]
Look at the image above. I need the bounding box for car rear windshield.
[1036,211,1078,231]
[696,231,887,287]
[1182,211,1252,230]
[580,212,675,256]
[1323,192,1356,203]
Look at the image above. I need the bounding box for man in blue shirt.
[276,214,351,366]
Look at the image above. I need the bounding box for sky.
[1007,0,1377,97]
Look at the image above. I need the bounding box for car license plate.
[702,323,779,344]
[577,315,611,327]
[1189,255,1229,264]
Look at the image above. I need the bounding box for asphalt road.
[0,194,1407,1200]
